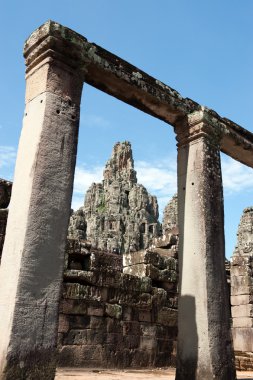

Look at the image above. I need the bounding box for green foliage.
[96,194,106,213]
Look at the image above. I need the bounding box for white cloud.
[71,158,177,214]
[71,194,84,211]
[73,165,104,194]
[221,156,253,195]
[136,159,177,215]
[71,154,253,215]
[0,146,16,168]
[71,164,104,210]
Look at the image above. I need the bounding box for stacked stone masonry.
[58,239,178,368]
[231,207,253,370]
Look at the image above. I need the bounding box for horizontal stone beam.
[220,117,253,168]
[24,20,253,168]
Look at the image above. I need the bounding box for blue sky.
[1,1,253,258]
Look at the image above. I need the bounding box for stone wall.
[57,239,178,368]
[231,207,253,370]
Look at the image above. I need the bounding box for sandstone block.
[230,285,253,296]
[232,317,253,328]
[58,344,103,367]
[105,303,122,319]
[157,307,177,327]
[106,317,122,333]
[138,310,152,323]
[87,305,105,317]
[69,315,90,329]
[58,314,70,333]
[231,294,253,306]
[122,321,140,336]
[140,323,157,337]
[232,327,253,352]
[123,250,146,267]
[140,336,156,350]
[122,305,136,321]
[106,332,123,345]
[231,304,253,318]
[123,334,140,349]
[231,265,252,276]
[89,251,123,272]
[64,329,88,345]
[231,275,253,287]
[231,255,253,267]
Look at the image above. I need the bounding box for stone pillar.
[174,110,236,380]
[0,22,83,379]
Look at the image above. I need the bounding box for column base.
[1,349,57,380]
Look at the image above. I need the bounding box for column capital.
[174,108,224,147]
[24,21,84,104]
[24,20,87,74]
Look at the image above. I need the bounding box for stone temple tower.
[68,141,160,253]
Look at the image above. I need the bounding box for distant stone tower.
[69,141,160,253]
[162,194,178,235]
[231,207,253,369]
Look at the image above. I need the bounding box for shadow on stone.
[175,295,198,380]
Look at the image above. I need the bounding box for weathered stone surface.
[162,194,178,234]
[233,328,253,352]
[231,206,253,361]
[123,246,178,309]
[175,113,235,380]
[69,142,160,253]
[0,32,83,379]
[232,207,253,258]
[152,195,179,260]
[232,317,253,328]
[231,294,253,306]
[235,351,253,371]
[58,236,178,368]
[232,304,253,318]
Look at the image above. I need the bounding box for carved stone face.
[237,208,253,256]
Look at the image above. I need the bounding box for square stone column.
[0,22,84,379]
[174,110,236,380]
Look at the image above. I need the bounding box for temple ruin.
[0,20,253,379]
[69,141,160,253]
